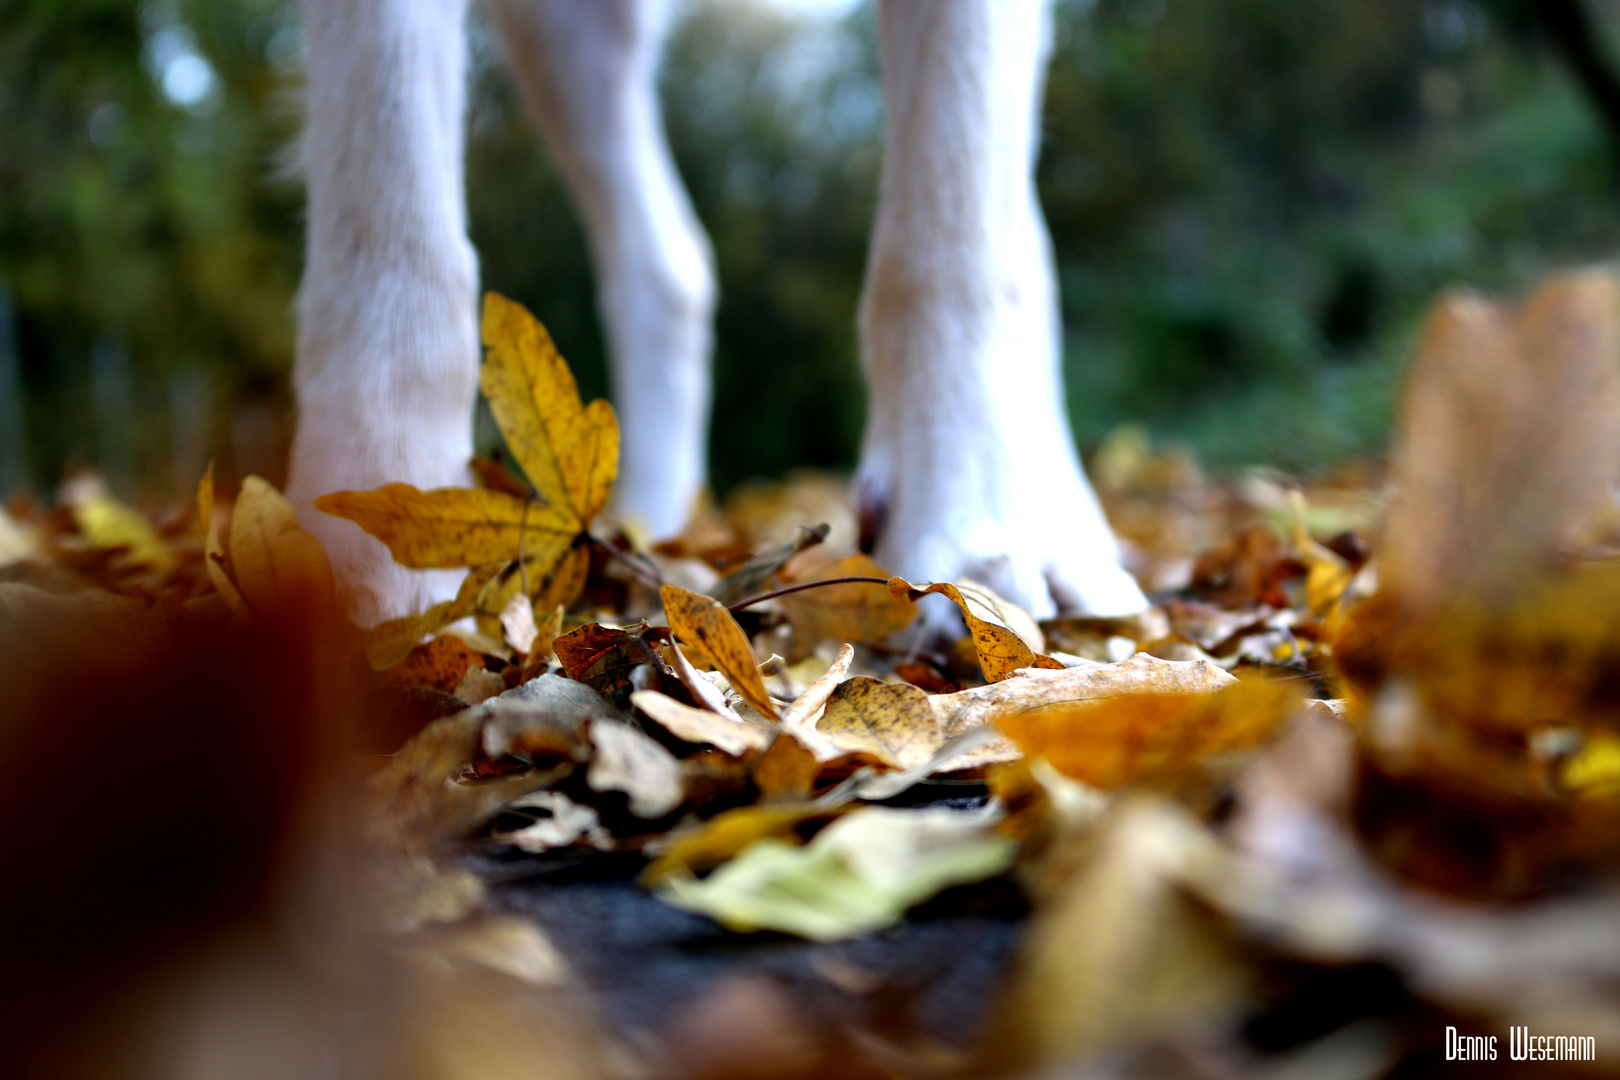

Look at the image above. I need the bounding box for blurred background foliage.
[5,0,1620,502]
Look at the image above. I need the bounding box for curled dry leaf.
[480,673,609,763]
[198,465,248,616]
[632,688,772,757]
[586,718,685,819]
[661,584,779,720]
[778,642,855,728]
[778,553,916,659]
[814,676,943,770]
[888,576,1059,681]
[197,469,335,617]
[667,640,740,718]
[492,790,611,852]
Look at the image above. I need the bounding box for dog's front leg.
[288,0,479,625]
[858,0,1146,621]
[490,0,716,541]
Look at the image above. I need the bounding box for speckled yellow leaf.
[815,676,942,770]
[661,584,779,720]
[229,476,336,614]
[889,577,1059,682]
[314,483,576,570]
[481,292,618,525]
[197,465,248,617]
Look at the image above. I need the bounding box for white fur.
[288,0,1146,626]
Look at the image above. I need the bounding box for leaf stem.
[588,533,665,589]
[726,576,894,614]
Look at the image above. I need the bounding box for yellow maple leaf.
[480,292,618,525]
[314,294,619,596]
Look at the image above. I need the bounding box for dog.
[286,0,1149,627]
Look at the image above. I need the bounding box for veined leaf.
[314,483,576,570]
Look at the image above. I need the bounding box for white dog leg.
[859,0,1147,619]
[490,0,716,540]
[288,0,478,625]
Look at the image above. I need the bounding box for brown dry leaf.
[386,635,486,694]
[553,621,666,701]
[365,564,506,672]
[1380,270,1620,619]
[661,584,779,720]
[889,577,1058,681]
[632,689,773,756]
[480,291,618,525]
[313,483,577,571]
[815,676,943,770]
[996,677,1303,790]
[480,673,609,763]
[197,465,249,617]
[778,554,916,659]
[587,717,685,818]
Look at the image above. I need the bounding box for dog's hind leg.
[858,0,1146,620]
[489,0,716,541]
[288,0,479,625]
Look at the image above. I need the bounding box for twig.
[726,576,894,614]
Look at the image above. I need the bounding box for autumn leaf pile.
[10,276,1620,1077]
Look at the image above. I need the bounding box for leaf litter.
[12,278,1620,1076]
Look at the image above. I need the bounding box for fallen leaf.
[499,592,538,654]
[67,477,173,570]
[889,577,1057,681]
[778,642,855,729]
[586,718,686,818]
[1380,270,1620,619]
[198,465,249,616]
[929,652,1238,737]
[224,476,335,614]
[661,584,779,720]
[480,291,618,525]
[642,803,848,884]
[553,621,665,702]
[814,676,943,770]
[386,635,486,694]
[996,677,1303,790]
[314,483,577,571]
[491,790,612,852]
[365,563,505,671]
[656,804,1016,941]
[632,689,772,756]
[481,673,611,763]
[752,732,823,802]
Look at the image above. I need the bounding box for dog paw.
[855,443,1147,629]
